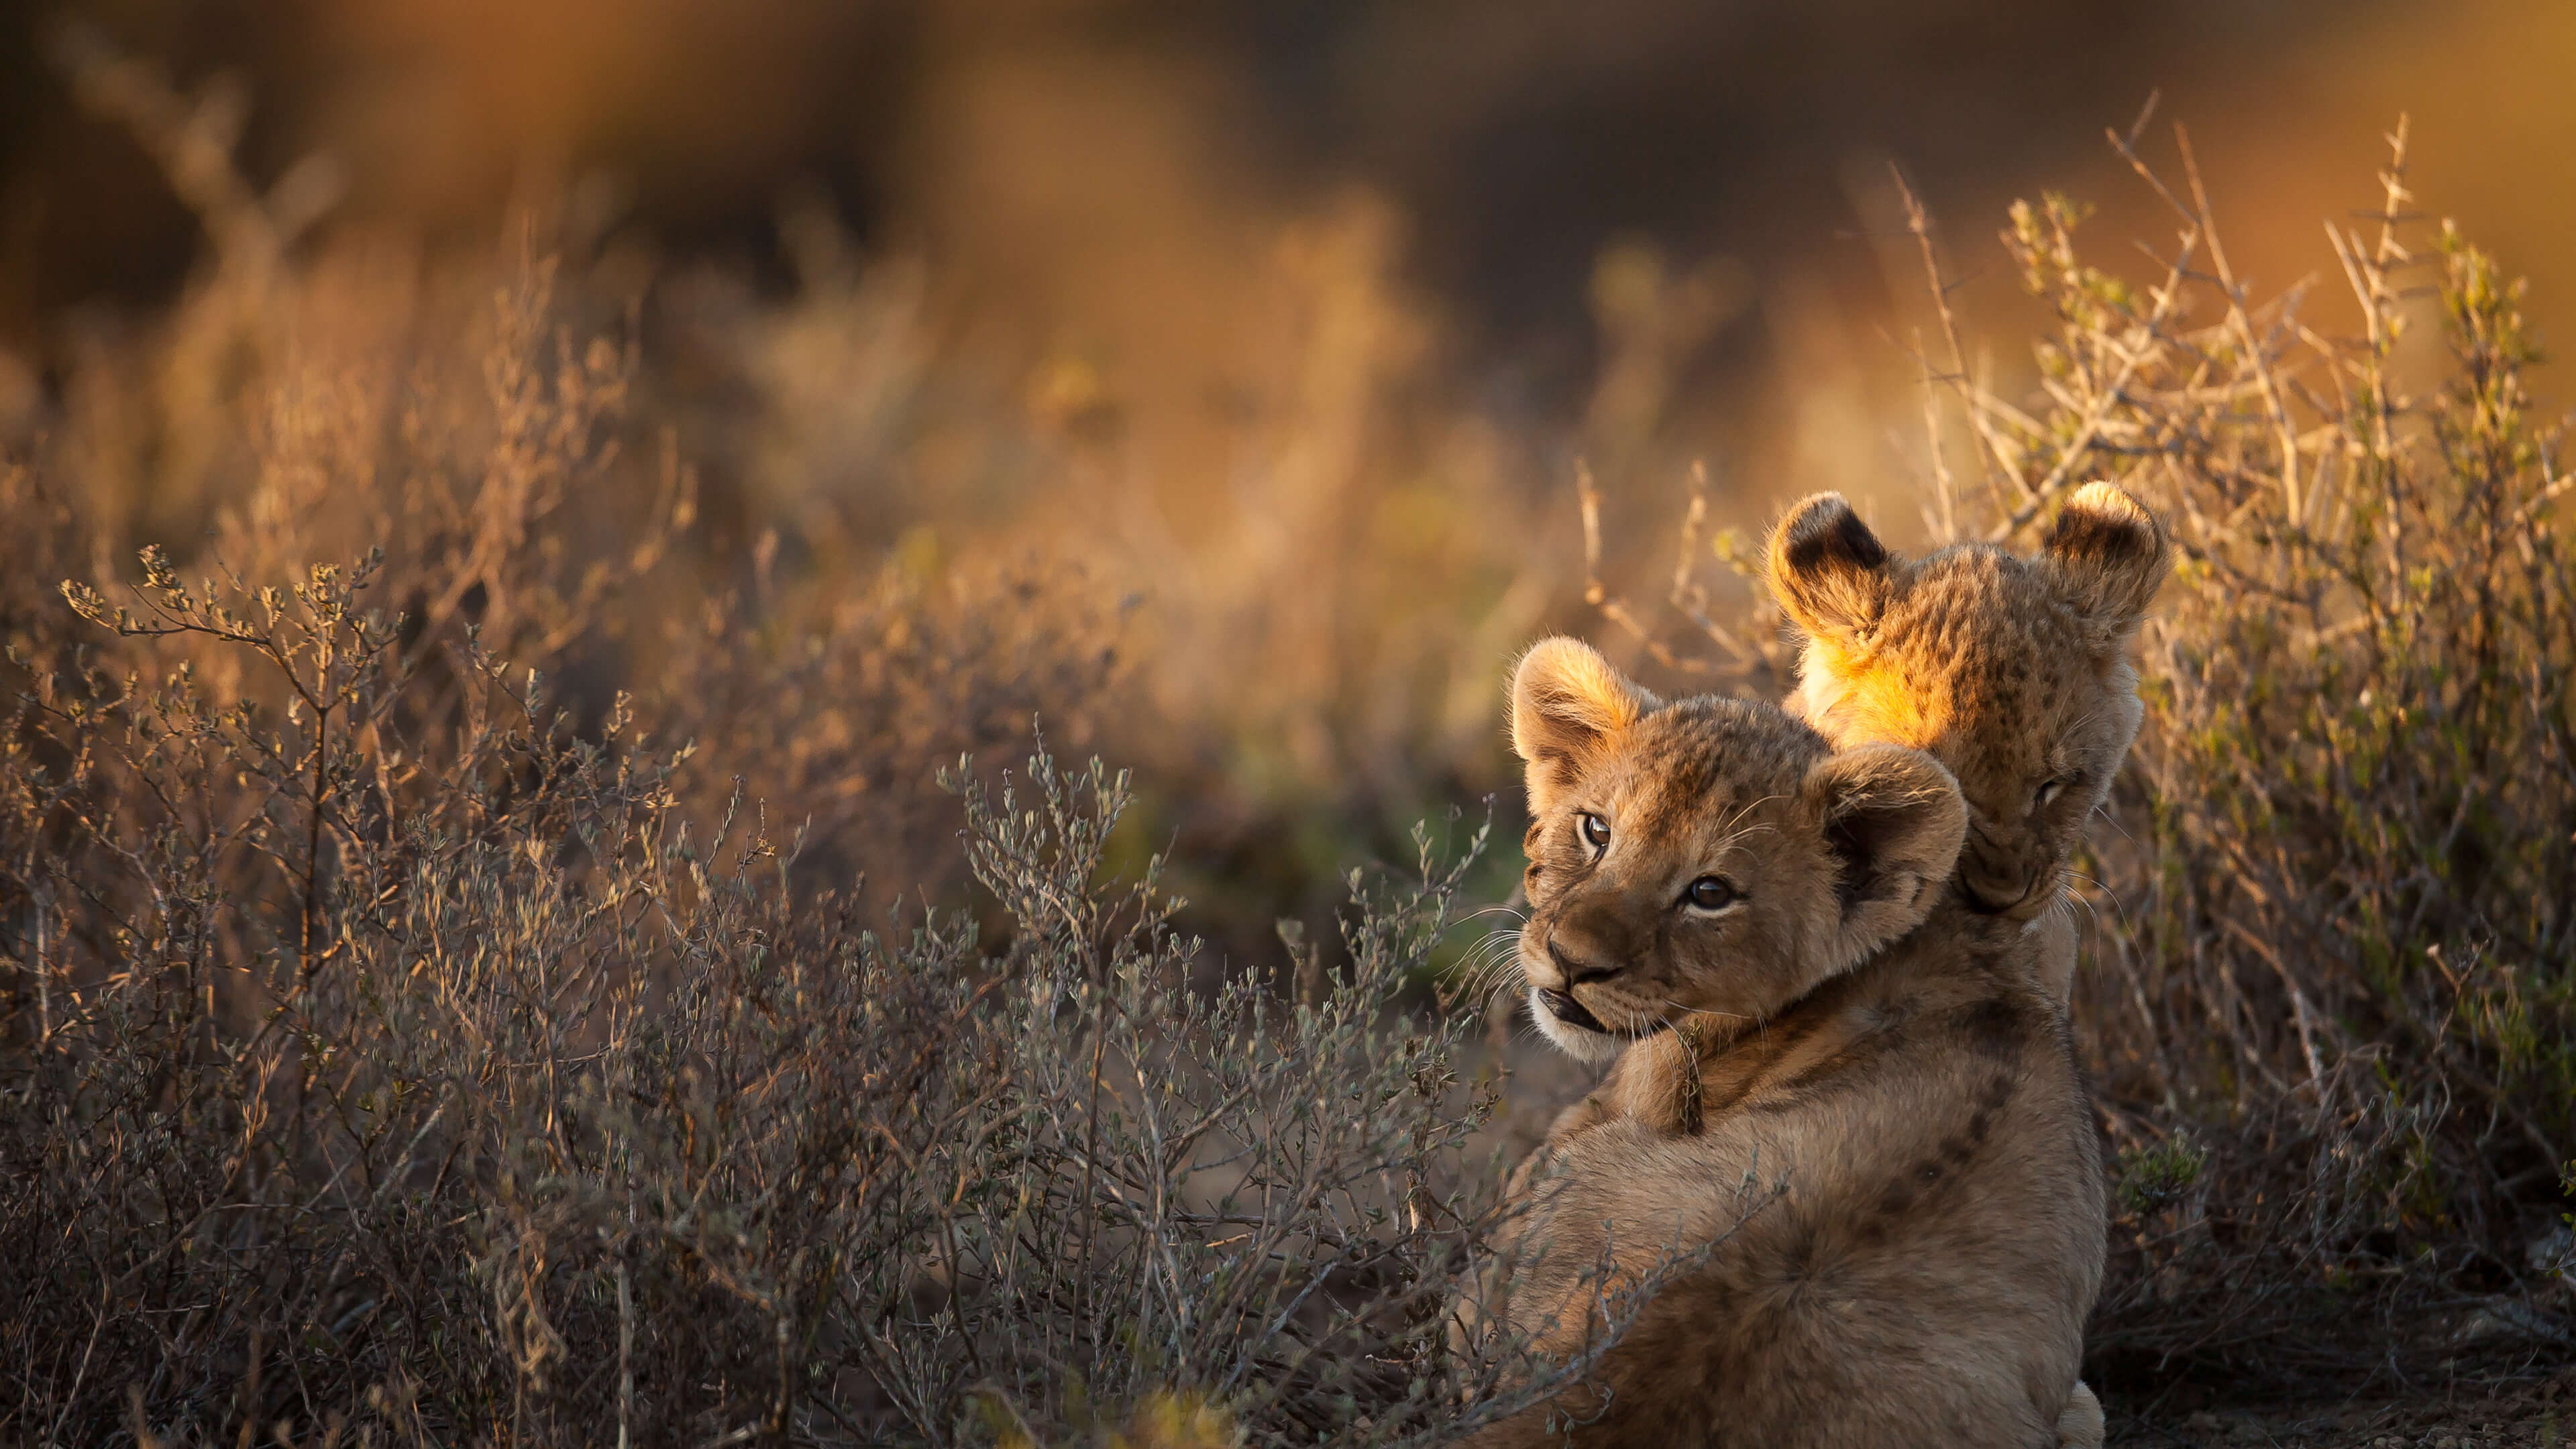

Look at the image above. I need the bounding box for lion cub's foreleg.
[1543,1020,1709,1146]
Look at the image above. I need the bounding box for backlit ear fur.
[2042,482,2171,644]
[1767,493,1898,646]
[1509,637,1655,816]
[1801,744,1967,971]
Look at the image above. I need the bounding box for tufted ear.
[1509,637,1655,816]
[1767,492,1898,646]
[1801,743,1967,971]
[2041,482,2171,644]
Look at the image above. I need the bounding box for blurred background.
[6,0,2575,941]
[11,0,2576,415]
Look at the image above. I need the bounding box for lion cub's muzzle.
[1527,934,1660,1046]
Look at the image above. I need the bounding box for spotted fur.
[1776,482,2171,960]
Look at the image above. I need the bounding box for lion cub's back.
[1721,950,2104,1444]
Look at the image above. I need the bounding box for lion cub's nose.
[1960,824,2043,914]
[1546,940,1619,985]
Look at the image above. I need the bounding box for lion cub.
[1470,639,2105,1447]
[1552,481,2170,1141]
[1776,481,2171,1000]
[1515,486,2165,1446]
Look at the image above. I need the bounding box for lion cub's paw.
[1544,1092,1615,1144]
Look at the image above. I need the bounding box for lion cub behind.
[1469,639,2105,1448]
[1777,482,2171,998]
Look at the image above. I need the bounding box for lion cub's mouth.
[1534,987,1669,1040]
[1534,987,1607,1033]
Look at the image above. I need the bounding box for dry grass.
[0,520,1682,1444]
[2028,119,2574,1397]
[0,567,1558,1442]
[0,48,1682,1447]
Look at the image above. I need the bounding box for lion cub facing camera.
[1465,639,2105,1448]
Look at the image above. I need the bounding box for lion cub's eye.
[1578,812,1611,852]
[2036,775,2074,808]
[1682,875,1739,912]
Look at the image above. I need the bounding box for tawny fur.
[1465,642,2108,1448]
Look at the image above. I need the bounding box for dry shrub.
[1996,123,2575,1385]
[11,34,1123,920]
[3,541,1666,1442]
[649,558,1129,906]
[14,197,1119,910]
[0,56,1662,1444]
[1585,118,2576,1393]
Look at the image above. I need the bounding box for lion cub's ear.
[2043,482,2171,645]
[1801,743,1968,971]
[1509,637,1656,816]
[1768,492,1898,646]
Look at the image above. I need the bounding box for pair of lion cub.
[1466,484,2170,1446]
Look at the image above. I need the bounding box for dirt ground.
[2108,1371,2575,1447]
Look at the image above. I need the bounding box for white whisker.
[1713,792,1786,843]
[2089,797,2139,847]
[2061,869,2133,939]
[1658,998,1752,1024]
